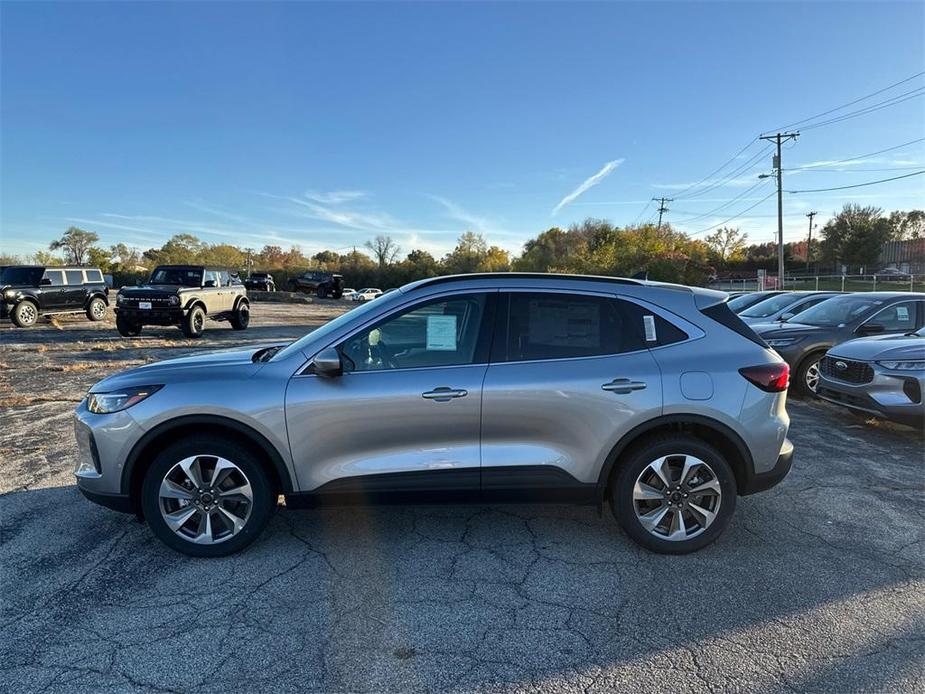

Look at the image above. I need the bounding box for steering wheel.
[374,339,401,370]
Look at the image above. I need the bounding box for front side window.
[868,301,919,331]
[65,270,85,285]
[498,292,643,362]
[219,271,231,286]
[43,269,65,286]
[202,270,220,287]
[340,294,488,372]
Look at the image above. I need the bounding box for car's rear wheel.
[86,296,107,321]
[230,301,249,330]
[795,351,826,396]
[141,437,276,557]
[611,435,737,554]
[316,285,328,298]
[181,306,206,338]
[10,300,39,327]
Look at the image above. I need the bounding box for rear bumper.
[739,438,794,495]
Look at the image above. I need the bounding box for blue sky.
[2,1,923,261]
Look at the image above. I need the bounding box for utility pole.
[805,211,816,273]
[759,132,799,288]
[653,197,673,231]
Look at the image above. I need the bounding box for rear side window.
[65,270,85,285]
[701,302,767,347]
[85,269,103,283]
[43,270,65,286]
[620,301,689,347]
[868,301,919,331]
[496,292,645,362]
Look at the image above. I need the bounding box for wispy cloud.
[304,190,368,204]
[429,195,493,234]
[552,159,625,215]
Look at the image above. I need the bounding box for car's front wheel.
[10,300,39,327]
[181,306,206,338]
[116,314,142,336]
[141,437,276,557]
[230,301,249,330]
[795,351,826,396]
[611,435,737,554]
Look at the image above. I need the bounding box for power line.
[789,136,925,170]
[671,179,771,224]
[798,87,925,132]
[674,143,775,200]
[786,166,923,173]
[665,138,760,200]
[629,200,653,226]
[786,170,925,193]
[767,71,925,132]
[685,190,778,236]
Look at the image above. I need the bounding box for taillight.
[739,363,790,392]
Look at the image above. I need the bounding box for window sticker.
[643,315,657,342]
[426,314,457,351]
[896,305,910,321]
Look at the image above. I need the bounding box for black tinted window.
[43,270,65,286]
[85,269,103,283]
[65,270,84,285]
[620,301,689,346]
[499,292,643,362]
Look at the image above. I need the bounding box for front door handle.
[422,387,468,402]
[602,378,647,394]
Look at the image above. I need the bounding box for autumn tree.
[49,227,99,264]
[704,227,748,264]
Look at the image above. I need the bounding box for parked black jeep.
[115,265,249,338]
[1,265,109,327]
[244,272,275,292]
[287,270,344,298]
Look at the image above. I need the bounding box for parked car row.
[729,289,925,427]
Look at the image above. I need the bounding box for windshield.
[728,292,775,312]
[250,273,268,278]
[790,295,881,327]
[149,266,203,286]
[0,266,43,285]
[740,293,803,318]
[271,291,406,362]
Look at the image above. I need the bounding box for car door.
[201,270,223,311]
[39,269,67,310]
[284,291,495,497]
[480,290,663,499]
[63,269,88,309]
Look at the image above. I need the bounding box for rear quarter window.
[620,301,689,347]
[65,270,85,285]
[700,302,767,347]
[85,269,103,283]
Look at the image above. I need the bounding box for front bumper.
[817,370,924,428]
[739,438,794,495]
[116,306,184,325]
[74,399,147,507]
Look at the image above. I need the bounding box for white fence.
[709,274,923,293]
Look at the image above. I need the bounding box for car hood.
[88,344,285,392]
[828,333,925,361]
[1,282,35,291]
[120,284,189,295]
[753,321,825,338]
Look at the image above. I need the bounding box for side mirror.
[203,280,217,288]
[857,322,885,335]
[40,277,52,286]
[779,312,795,322]
[310,347,342,378]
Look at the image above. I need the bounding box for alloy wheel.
[92,301,106,319]
[158,455,253,544]
[805,361,820,393]
[18,303,37,325]
[632,454,722,542]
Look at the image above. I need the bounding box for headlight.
[87,385,162,414]
[3,288,15,299]
[116,294,127,305]
[877,360,925,371]
[168,295,180,306]
[765,337,803,348]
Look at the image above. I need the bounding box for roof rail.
[405,272,644,292]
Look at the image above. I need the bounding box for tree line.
[2,204,920,288]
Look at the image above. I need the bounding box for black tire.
[610,435,737,555]
[140,436,276,557]
[230,301,250,330]
[316,284,328,299]
[86,296,107,322]
[794,350,826,397]
[116,314,142,337]
[10,300,39,328]
[181,305,206,338]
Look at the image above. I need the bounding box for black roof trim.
[407,272,644,292]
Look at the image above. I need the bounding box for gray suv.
[74,274,793,556]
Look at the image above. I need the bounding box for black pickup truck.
[244,272,275,291]
[1,265,109,327]
[287,270,345,298]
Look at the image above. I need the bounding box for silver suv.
[74,274,794,556]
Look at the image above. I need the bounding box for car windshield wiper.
[252,345,285,363]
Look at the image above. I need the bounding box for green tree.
[86,247,113,272]
[144,234,206,266]
[201,243,245,268]
[888,210,925,240]
[704,227,748,264]
[820,204,896,271]
[49,226,99,264]
[33,250,63,266]
[442,232,490,274]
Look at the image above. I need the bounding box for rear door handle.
[422,387,468,402]
[602,378,647,394]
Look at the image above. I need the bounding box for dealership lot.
[1,303,923,693]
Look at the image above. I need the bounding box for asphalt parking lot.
[1,304,923,693]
